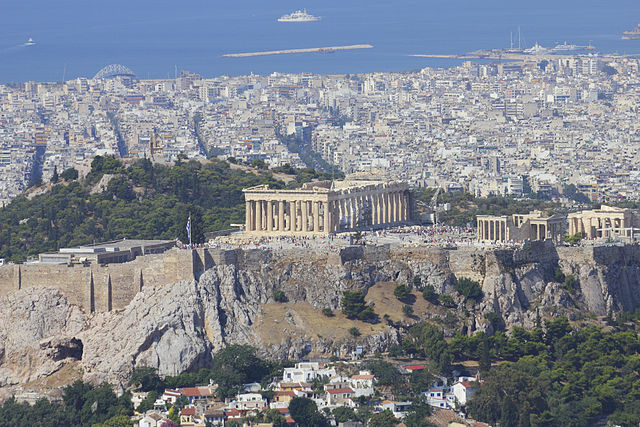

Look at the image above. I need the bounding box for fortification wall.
[0,248,196,313]
[1,242,637,314]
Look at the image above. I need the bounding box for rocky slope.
[2,241,640,392]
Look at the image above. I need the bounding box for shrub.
[562,275,578,293]
[485,312,502,331]
[422,285,437,303]
[349,327,361,337]
[455,278,483,303]
[412,276,422,289]
[438,294,456,308]
[563,233,582,245]
[394,284,410,301]
[321,308,334,317]
[60,167,78,181]
[403,305,414,316]
[342,290,378,322]
[273,290,288,303]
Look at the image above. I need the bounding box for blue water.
[1,0,640,82]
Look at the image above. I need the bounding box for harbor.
[222,44,373,58]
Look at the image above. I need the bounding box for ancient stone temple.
[476,210,565,243]
[243,180,411,235]
[568,205,639,240]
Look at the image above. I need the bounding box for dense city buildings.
[0,54,639,207]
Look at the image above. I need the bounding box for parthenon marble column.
[266,201,273,231]
[301,201,309,232]
[323,201,330,232]
[255,200,262,231]
[245,201,252,231]
[289,201,296,231]
[313,201,320,232]
[278,201,285,231]
[350,198,356,229]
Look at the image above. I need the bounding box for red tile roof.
[405,365,428,371]
[351,374,374,380]
[180,407,196,416]
[225,408,241,417]
[181,387,201,397]
[327,388,354,394]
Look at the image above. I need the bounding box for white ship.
[25,38,35,46]
[277,9,320,22]
[524,42,549,55]
[552,41,579,51]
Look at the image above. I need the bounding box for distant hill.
[0,156,334,262]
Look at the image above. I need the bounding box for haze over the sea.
[1,0,640,82]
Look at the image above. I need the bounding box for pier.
[222,44,373,58]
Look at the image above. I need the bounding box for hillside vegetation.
[0,156,332,262]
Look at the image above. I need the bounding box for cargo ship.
[622,23,640,40]
[277,9,321,22]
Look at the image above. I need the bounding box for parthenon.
[243,180,411,235]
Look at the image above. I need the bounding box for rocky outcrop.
[2,242,640,390]
[0,287,86,386]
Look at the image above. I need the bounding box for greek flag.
[186,214,192,247]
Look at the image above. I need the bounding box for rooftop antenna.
[174,64,177,80]
[510,31,513,50]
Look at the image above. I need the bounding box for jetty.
[222,44,373,58]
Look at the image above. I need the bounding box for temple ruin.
[243,180,411,235]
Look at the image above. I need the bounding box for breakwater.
[222,44,373,58]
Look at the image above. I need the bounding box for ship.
[552,41,579,51]
[622,23,640,40]
[277,9,321,22]
[25,38,35,46]
[524,42,549,55]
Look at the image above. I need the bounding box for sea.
[1,0,640,83]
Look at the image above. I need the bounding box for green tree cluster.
[421,284,437,303]
[394,284,410,301]
[288,397,327,426]
[341,290,377,322]
[0,157,288,261]
[0,380,134,427]
[454,277,483,303]
[130,345,276,399]
[463,317,640,426]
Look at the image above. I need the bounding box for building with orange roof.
[326,387,355,406]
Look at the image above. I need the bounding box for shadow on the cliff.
[494,240,562,311]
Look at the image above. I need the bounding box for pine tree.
[500,395,518,427]
[478,336,490,374]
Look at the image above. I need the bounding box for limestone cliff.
[2,242,640,393]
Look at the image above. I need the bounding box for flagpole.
[187,213,192,249]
